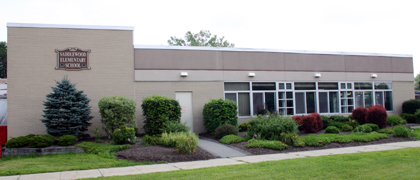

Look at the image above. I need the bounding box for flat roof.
[134,45,412,58]
[7,22,134,31]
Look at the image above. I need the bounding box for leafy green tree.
[0,42,6,78]
[415,74,420,90]
[168,30,235,47]
[41,76,93,137]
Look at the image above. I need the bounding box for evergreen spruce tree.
[41,76,93,137]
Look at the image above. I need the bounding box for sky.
[0,0,419,76]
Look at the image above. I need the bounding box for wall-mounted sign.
[55,47,91,70]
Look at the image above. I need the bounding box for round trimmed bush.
[392,125,411,137]
[401,113,416,123]
[341,124,353,132]
[142,95,181,135]
[112,126,136,144]
[387,115,407,126]
[4,135,33,148]
[292,116,304,131]
[29,135,55,148]
[402,99,420,114]
[352,107,367,125]
[325,126,340,134]
[214,124,238,138]
[57,135,78,146]
[302,113,324,133]
[203,99,238,134]
[99,95,137,136]
[366,105,388,129]
[364,123,379,131]
[238,122,250,132]
[353,125,373,133]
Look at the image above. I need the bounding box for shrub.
[301,113,324,133]
[364,123,379,131]
[57,135,78,146]
[366,105,388,129]
[401,113,416,123]
[292,116,304,131]
[112,126,136,144]
[341,124,354,132]
[160,132,199,154]
[142,95,181,136]
[402,99,420,114]
[392,125,412,137]
[353,125,373,133]
[41,76,93,137]
[321,115,329,129]
[387,115,407,126]
[143,135,161,146]
[99,95,137,136]
[4,135,32,148]
[329,121,345,129]
[414,109,420,123]
[246,114,299,140]
[219,135,246,144]
[325,126,340,134]
[238,122,250,132]
[202,99,238,134]
[377,128,394,134]
[329,115,349,122]
[160,121,190,133]
[346,119,359,128]
[214,124,238,138]
[352,107,367,124]
[279,132,299,146]
[246,139,288,150]
[29,135,55,148]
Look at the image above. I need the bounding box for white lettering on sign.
[55,48,91,70]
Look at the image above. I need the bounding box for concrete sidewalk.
[198,137,251,157]
[1,141,419,180]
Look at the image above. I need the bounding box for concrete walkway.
[198,137,251,157]
[1,141,419,180]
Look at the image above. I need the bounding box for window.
[279,91,293,115]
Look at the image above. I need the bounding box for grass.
[0,153,145,176]
[298,132,389,146]
[81,147,420,180]
[246,139,288,150]
[219,135,246,144]
[0,142,151,176]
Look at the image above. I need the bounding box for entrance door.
[176,92,193,132]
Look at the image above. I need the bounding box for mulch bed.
[200,129,418,155]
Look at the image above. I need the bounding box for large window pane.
[225,93,236,102]
[319,92,328,113]
[295,82,316,90]
[364,91,373,107]
[318,82,338,90]
[375,82,392,90]
[355,92,363,108]
[329,92,339,113]
[238,93,250,116]
[295,92,305,114]
[224,82,250,91]
[253,93,264,115]
[385,91,393,111]
[354,82,373,90]
[306,92,316,113]
[265,92,275,113]
[252,82,276,90]
[375,91,383,106]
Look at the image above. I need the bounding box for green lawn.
[82,147,420,180]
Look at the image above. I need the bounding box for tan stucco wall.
[7,27,134,138]
[392,81,415,114]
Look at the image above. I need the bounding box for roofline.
[134,45,413,58]
[7,22,134,31]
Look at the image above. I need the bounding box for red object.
[0,126,7,146]
[352,107,368,124]
[366,105,388,128]
[302,113,324,133]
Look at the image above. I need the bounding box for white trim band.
[134,45,412,58]
[7,22,134,31]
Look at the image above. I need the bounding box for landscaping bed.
[200,130,418,155]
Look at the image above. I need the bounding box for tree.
[415,74,420,90]
[0,42,6,78]
[41,76,93,137]
[168,30,235,47]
